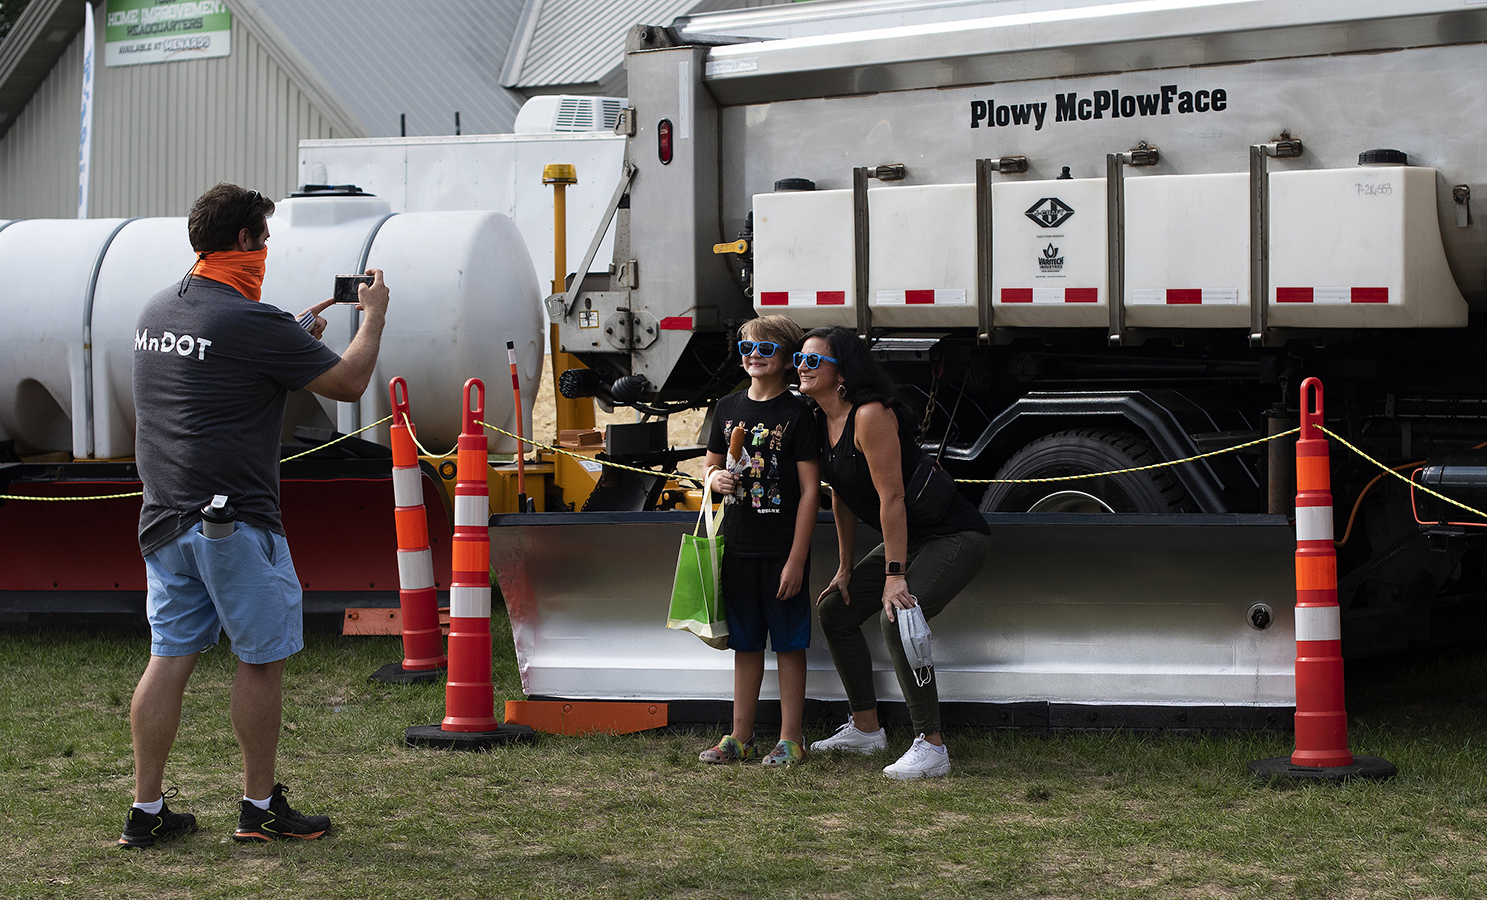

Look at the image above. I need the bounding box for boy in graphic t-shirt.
[698,315,820,767]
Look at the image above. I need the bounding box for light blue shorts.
[144,521,305,664]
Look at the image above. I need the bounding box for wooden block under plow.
[504,700,667,735]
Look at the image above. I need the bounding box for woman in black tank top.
[796,326,990,779]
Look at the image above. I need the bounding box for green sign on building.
[104,0,231,67]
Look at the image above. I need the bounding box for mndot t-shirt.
[133,277,341,555]
[705,389,820,557]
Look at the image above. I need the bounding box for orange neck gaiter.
[189,248,268,301]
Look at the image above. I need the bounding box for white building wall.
[0,31,84,219]
[0,10,356,220]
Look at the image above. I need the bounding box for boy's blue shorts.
[144,521,305,664]
[722,554,811,653]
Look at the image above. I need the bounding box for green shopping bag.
[666,481,729,650]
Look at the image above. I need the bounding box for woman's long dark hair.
[804,325,914,433]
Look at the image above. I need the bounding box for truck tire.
[979,428,1192,513]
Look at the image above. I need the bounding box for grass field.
[2,611,1486,899]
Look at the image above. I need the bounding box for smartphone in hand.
[333,274,374,304]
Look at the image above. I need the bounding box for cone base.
[369,662,445,685]
[1249,755,1397,782]
[404,723,537,750]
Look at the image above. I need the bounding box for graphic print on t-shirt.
[707,391,819,558]
[721,419,791,512]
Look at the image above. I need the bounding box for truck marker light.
[658,118,673,164]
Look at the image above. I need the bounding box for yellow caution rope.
[0,415,394,501]
[1319,425,1487,524]
[957,428,1300,484]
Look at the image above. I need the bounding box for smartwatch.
[885,561,904,576]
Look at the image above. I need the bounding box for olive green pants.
[817,529,991,737]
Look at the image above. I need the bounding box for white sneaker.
[808,715,888,755]
[882,734,951,779]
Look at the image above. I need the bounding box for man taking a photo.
[119,182,389,847]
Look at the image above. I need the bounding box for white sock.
[244,795,271,810]
[925,741,948,754]
[133,796,164,815]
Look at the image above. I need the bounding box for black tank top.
[820,403,989,538]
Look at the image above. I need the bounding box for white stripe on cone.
[450,585,490,619]
[1295,505,1334,543]
[455,494,487,528]
[396,548,436,591]
[392,467,423,506]
[1295,605,1342,642]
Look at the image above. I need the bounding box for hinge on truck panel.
[616,259,638,290]
[867,163,907,182]
[1454,185,1472,228]
[603,309,659,351]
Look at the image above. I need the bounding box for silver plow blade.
[491,513,1296,716]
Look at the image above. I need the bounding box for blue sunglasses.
[737,340,780,357]
[793,351,838,369]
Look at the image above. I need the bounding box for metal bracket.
[1250,138,1303,347]
[1454,184,1472,228]
[853,166,873,339]
[1105,144,1159,347]
[555,158,637,321]
[615,107,637,137]
[617,259,639,290]
[975,159,996,343]
[866,163,907,182]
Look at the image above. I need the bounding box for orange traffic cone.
[406,378,534,749]
[1251,377,1394,781]
[371,378,448,684]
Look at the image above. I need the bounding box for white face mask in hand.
[898,599,933,687]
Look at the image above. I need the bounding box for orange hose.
[1335,437,1487,546]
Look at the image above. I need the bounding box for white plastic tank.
[4,195,542,460]
[1124,172,1249,328]
[752,188,855,329]
[90,217,197,459]
[351,210,543,452]
[991,178,1107,327]
[1269,166,1467,328]
[868,183,977,330]
[0,218,130,456]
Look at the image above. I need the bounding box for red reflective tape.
[1167,289,1202,305]
[905,290,935,305]
[817,291,846,305]
[1296,588,1339,606]
[1001,288,1033,303]
[659,316,693,330]
[1065,288,1098,303]
[760,291,787,306]
[1351,287,1388,303]
[1277,287,1313,303]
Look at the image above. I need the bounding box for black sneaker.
[117,788,197,849]
[232,783,331,842]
